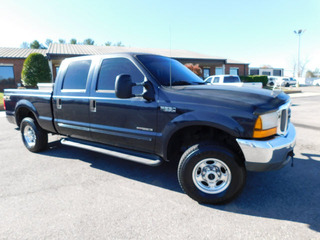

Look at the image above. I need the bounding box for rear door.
[89,56,158,153]
[53,58,94,140]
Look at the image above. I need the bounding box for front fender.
[158,110,249,160]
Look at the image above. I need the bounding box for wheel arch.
[163,123,245,164]
[15,100,39,127]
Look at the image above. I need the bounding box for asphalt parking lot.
[0,87,320,239]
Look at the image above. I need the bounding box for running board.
[60,138,163,166]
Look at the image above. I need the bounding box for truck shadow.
[209,153,320,233]
[43,141,320,233]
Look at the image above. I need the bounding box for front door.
[89,57,158,153]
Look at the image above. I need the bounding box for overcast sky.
[1,0,319,73]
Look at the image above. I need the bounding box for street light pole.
[294,29,305,87]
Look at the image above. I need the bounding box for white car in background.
[313,79,320,86]
[204,75,262,88]
[268,76,293,87]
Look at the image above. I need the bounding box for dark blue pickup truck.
[4,53,296,204]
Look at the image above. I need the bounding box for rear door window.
[62,60,91,90]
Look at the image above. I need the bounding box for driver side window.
[97,58,144,94]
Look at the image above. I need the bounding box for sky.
[1,0,319,74]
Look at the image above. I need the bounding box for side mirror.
[115,74,134,99]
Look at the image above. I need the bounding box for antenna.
[169,26,172,88]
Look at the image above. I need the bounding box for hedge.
[21,53,52,87]
[240,75,268,87]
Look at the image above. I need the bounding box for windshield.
[136,55,205,86]
[223,76,240,83]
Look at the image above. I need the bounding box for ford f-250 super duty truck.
[4,53,296,204]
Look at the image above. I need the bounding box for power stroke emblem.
[160,106,176,113]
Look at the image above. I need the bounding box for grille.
[277,102,290,135]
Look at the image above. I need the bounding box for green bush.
[240,75,268,87]
[21,53,52,87]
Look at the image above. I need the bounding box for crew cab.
[4,53,296,204]
[205,75,263,88]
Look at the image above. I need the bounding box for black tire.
[285,83,290,87]
[20,117,48,152]
[178,143,246,204]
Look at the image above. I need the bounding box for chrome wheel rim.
[23,126,36,148]
[192,158,231,194]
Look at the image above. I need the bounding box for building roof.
[0,47,47,58]
[227,58,249,64]
[0,44,248,64]
[47,43,226,61]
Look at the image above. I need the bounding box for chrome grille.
[277,102,290,135]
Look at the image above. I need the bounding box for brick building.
[0,48,47,91]
[0,44,249,91]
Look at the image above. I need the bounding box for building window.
[250,69,259,75]
[273,69,282,76]
[0,65,15,90]
[262,71,271,76]
[230,67,239,75]
[215,67,223,75]
[203,68,210,79]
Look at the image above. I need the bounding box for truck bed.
[4,89,55,133]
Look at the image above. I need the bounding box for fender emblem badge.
[160,106,176,113]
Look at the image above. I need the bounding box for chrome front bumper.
[236,123,296,172]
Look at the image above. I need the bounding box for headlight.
[253,111,278,138]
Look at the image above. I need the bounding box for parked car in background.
[267,76,278,86]
[288,78,297,86]
[268,77,297,87]
[205,75,262,88]
[313,79,320,86]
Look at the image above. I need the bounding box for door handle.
[57,98,62,109]
[90,99,96,112]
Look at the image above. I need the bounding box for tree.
[70,38,77,44]
[184,63,202,76]
[20,42,29,48]
[305,70,315,78]
[105,41,112,46]
[291,56,309,77]
[30,40,41,49]
[21,53,52,87]
[83,38,94,45]
[30,40,46,49]
[45,39,53,47]
[59,39,66,44]
[114,41,124,47]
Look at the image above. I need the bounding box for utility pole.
[294,29,305,87]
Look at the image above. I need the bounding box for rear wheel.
[20,117,48,152]
[178,143,246,204]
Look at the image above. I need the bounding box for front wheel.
[178,143,246,204]
[20,117,48,152]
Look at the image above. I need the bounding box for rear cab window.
[223,76,240,83]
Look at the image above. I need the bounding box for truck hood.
[161,85,290,114]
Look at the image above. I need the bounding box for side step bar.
[60,138,163,166]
